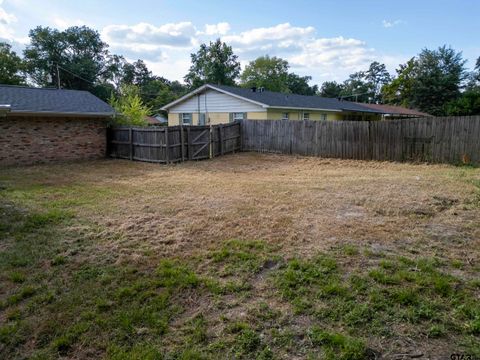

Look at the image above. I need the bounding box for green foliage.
[381,57,417,106]
[444,90,480,115]
[321,61,390,103]
[240,56,289,92]
[0,42,25,85]
[411,46,467,115]
[184,39,240,88]
[319,81,344,98]
[109,85,151,126]
[383,46,467,115]
[240,55,317,95]
[24,26,109,91]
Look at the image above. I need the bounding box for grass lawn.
[0,153,479,359]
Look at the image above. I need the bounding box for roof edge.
[161,84,269,111]
[7,110,114,118]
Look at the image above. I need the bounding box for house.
[354,103,431,119]
[162,84,391,126]
[153,113,168,124]
[144,115,165,126]
[0,85,114,166]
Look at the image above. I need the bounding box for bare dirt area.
[1,153,479,359]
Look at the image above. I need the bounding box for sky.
[1,0,479,86]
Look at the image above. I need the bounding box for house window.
[199,113,206,126]
[303,112,310,121]
[182,113,192,125]
[320,113,327,121]
[232,112,245,122]
[281,112,289,121]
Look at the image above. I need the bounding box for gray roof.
[0,85,114,116]
[210,84,383,113]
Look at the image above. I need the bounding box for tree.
[109,85,151,126]
[0,42,25,85]
[240,55,318,95]
[184,39,240,88]
[145,78,188,113]
[286,73,318,95]
[409,46,467,115]
[319,81,344,98]
[23,26,109,92]
[365,61,391,102]
[341,71,371,102]
[382,58,417,106]
[444,90,480,116]
[240,55,289,92]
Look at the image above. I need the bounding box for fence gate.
[187,126,211,160]
[108,122,241,164]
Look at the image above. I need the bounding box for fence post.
[129,128,133,160]
[180,125,185,162]
[209,125,213,159]
[165,126,169,164]
[239,121,243,152]
[219,124,224,156]
[187,126,193,160]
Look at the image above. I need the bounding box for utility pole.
[55,63,61,89]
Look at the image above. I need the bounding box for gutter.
[7,110,114,118]
[0,104,12,118]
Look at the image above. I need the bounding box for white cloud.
[224,22,314,48]
[0,7,16,24]
[52,17,90,29]
[382,19,404,28]
[0,3,17,41]
[102,21,197,51]
[99,20,401,83]
[199,22,230,36]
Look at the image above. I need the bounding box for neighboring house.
[153,113,168,124]
[0,85,114,166]
[357,103,431,119]
[144,115,164,126]
[162,84,388,126]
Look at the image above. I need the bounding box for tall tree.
[382,58,417,106]
[410,46,467,115]
[23,26,109,91]
[286,73,318,95]
[240,55,317,95]
[184,39,240,88]
[365,61,391,102]
[319,81,344,98]
[240,55,289,92]
[0,42,25,85]
[341,71,371,102]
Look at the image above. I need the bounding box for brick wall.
[0,116,107,166]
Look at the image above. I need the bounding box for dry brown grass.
[1,153,479,358]
[11,153,479,264]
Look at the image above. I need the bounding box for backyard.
[0,153,479,359]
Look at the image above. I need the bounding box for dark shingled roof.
[210,84,383,113]
[0,85,114,116]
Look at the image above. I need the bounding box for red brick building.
[0,85,114,166]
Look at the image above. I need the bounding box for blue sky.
[1,0,479,85]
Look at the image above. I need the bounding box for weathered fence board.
[108,122,241,164]
[242,116,480,165]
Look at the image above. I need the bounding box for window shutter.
[243,112,247,121]
[229,113,233,123]
[178,113,182,124]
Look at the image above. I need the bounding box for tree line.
[1,25,479,123]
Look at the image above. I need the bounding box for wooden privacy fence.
[242,116,480,165]
[108,122,241,163]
